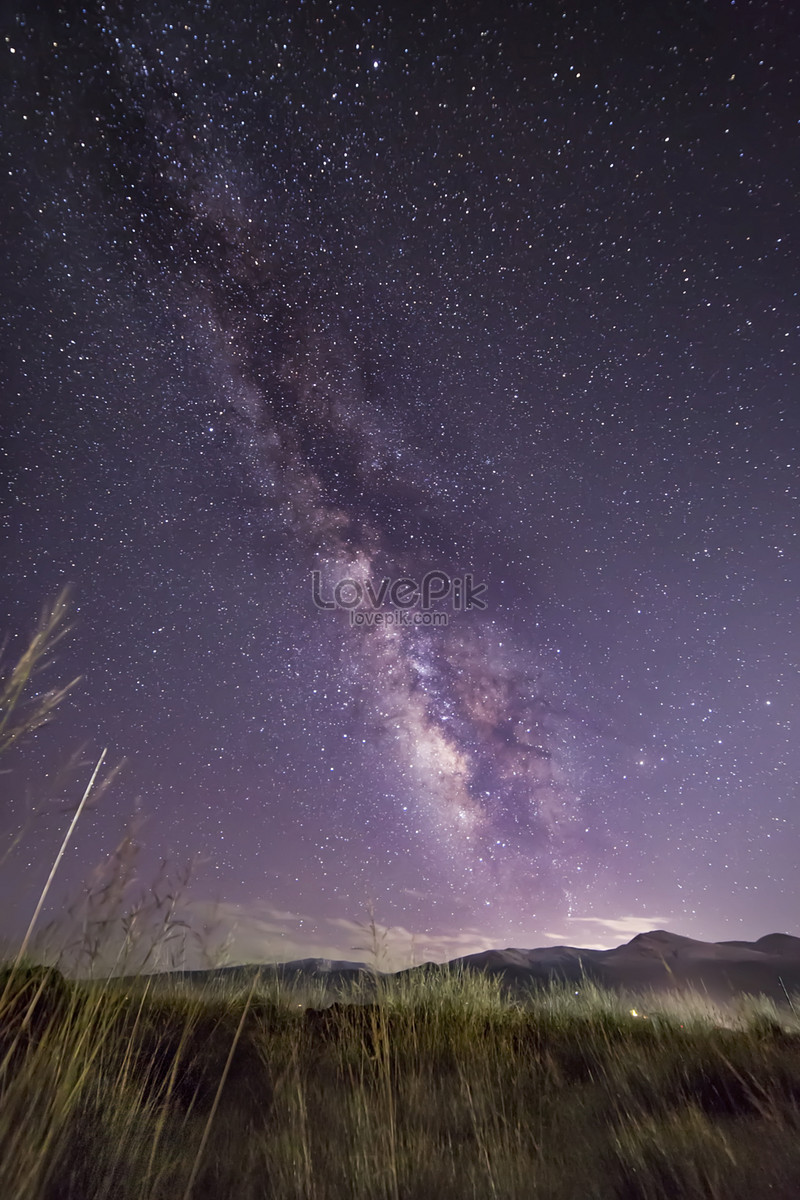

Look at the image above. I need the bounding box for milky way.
[152,107,590,922]
[1,1,797,963]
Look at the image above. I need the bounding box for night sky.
[1,1,798,967]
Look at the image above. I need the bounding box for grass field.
[1,960,800,1199]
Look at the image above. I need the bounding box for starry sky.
[1,0,798,967]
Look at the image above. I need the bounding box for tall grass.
[3,961,800,1199]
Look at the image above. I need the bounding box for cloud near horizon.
[552,915,672,949]
[180,902,677,967]
[185,900,506,968]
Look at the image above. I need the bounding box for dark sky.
[1,0,797,966]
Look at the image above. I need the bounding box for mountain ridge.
[141,930,800,1004]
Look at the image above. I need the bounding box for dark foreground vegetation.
[1,963,800,1199]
